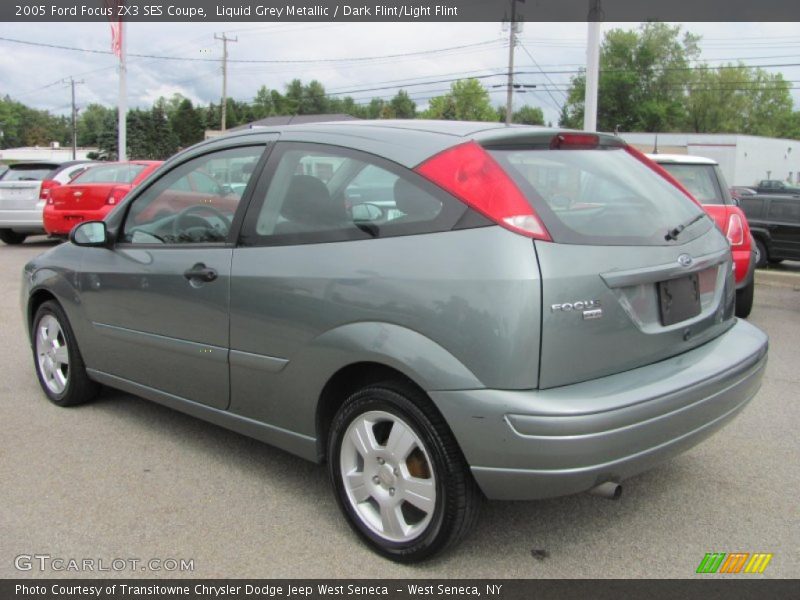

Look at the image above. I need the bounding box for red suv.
[648,154,755,318]
[44,161,162,235]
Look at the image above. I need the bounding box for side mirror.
[70,221,109,247]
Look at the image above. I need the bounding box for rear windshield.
[657,163,732,205]
[490,147,708,246]
[0,165,56,181]
[73,163,146,184]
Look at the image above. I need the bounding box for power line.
[517,42,566,114]
[0,35,504,65]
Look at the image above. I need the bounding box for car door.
[78,144,271,409]
[766,197,800,259]
[227,142,468,437]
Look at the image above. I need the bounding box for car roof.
[646,153,718,166]
[181,120,619,169]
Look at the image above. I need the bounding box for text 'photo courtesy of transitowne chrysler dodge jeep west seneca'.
[20,121,768,562]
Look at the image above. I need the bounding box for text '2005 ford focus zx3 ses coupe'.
[22,121,768,562]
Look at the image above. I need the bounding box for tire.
[328,381,481,562]
[31,300,99,407]
[735,279,754,319]
[0,228,27,245]
[768,258,784,265]
[753,238,768,269]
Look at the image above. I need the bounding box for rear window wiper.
[665,213,706,241]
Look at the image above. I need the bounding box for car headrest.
[280,175,345,225]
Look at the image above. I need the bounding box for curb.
[755,269,800,289]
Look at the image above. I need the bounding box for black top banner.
[4,0,800,22]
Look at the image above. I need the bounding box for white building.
[0,144,98,163]
[620,132,800,188]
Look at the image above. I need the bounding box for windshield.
[658,163,731,205]
[490,147,708,246]
[1,165,56,181]
[73,163,146,184]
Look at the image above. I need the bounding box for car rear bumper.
[43,206,111,235]
[0,208,45,232]
[430,318,768,500]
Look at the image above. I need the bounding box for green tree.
[560,23,699,132]
[252,85,275,119]
[389,90,416,119]
[77,103,113,147]
[423,79,495,121]
[171,98,204,147]
[497,104,546,125]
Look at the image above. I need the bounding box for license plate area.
[658,273,701,326]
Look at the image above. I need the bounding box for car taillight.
[726,212,745,246]
[40,180,60,202]
[414,141,551,240]
[106,186,129,205]
[550,133,599,150]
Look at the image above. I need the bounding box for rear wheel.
[32,301,99,407]
[328,382,481,562]
[753,238,768,269]
[0,229,27,245]
[735,280,754,319]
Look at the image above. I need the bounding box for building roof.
[647,153,718,165]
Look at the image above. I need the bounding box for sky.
[1,20,800,127]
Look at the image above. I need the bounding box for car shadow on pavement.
[82,385,694,573]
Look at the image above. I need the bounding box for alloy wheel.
[339,410,437,543]
[35,314,70,395]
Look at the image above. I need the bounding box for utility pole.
[584,0,603,132]
[504,0,522,125]
[214,32,238,132]
[65,77,84,160]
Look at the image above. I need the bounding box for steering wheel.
[172,204,231,237]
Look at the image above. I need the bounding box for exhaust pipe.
[589,481,622,500]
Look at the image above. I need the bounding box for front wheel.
[32,300,99,406]
[328,382,481,562]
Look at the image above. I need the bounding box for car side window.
[240,144,464,247]
[740,197,764,219]
[768,199,800,223]
[121,146,264,245]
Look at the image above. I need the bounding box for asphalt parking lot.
[1,238,798,579]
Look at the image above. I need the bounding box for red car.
[647,154,755,319]
[44,161,162,235]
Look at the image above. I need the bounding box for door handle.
[184,263,218,283]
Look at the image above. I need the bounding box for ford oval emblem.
[678,254,693,267]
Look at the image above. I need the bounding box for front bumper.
[430,319,768,500]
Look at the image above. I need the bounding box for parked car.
[22,122,768,562]
[739,194,800,266]
[44,161,162,236]
[730,186,757,201]
[0,160,95,244]
[754,179,800,195]
[647,154,756,318]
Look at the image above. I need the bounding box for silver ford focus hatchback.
[22,121,768,562]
